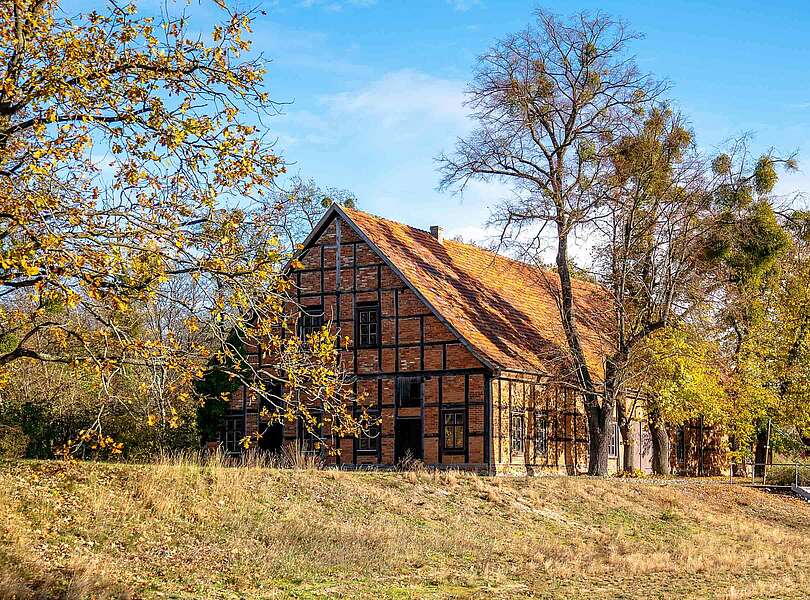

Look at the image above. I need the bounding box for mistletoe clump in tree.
[437,8,805,475]
[595,105,721,473]
[705,140,799,471]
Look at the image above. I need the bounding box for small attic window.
[356,303,379,348]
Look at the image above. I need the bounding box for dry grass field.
[1,459,809,599]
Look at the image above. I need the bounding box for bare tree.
[438,9,664,475]
[271,176,357,251]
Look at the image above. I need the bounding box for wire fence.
[728,461,810,487]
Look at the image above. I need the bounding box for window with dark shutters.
[357,414,379,452]
[608,422,619,457]
[676,426,686,463]
[510,411,525,454]
[534,413,548,455]
[222,417,244,455]
[396,376,423,408]
[299,411,322,455]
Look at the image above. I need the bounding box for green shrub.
[0,425,29,459]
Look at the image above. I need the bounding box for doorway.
[395,418,422,462]
[258,419,284,453]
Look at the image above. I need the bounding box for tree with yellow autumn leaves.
[0,0,366,457]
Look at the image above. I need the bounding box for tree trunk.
[585,357,622,476]
[753,425,769,479]
[647,405,670,476]
[621,435,635,472]
[554,227,609,475]
[620,423,636,472]
[728,435,747,477]
[616,398,636,473]
[586,399,611,476]
[648,420,671,476]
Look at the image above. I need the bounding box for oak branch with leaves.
[0,0,362,455]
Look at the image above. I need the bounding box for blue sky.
[256,0,810,242]
[76,0,810,243]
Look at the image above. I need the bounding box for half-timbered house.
[221,204,724,475]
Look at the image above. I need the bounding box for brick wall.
[491,373,589,475]
[243,213,492,468]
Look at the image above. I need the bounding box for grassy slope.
[1,461,809,600]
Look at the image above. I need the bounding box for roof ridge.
[342,205,434,239]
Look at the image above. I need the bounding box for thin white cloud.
[296,0,376,10]
[322,69,469,132]
[273,69,515,248]
[446,0,482,12]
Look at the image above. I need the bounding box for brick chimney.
[429,225,444,243]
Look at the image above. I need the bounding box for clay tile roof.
[339,206,615,379]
